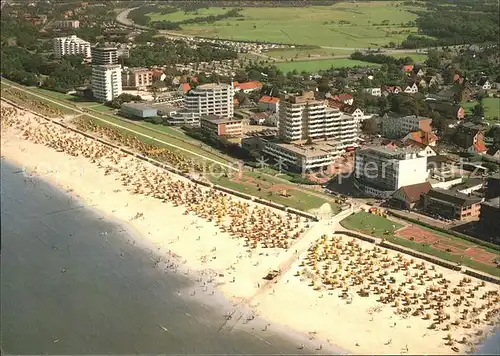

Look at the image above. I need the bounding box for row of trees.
[402,0,499,48]
[350,51,414,66]
[124,41,237,68]
[150,8,243,30]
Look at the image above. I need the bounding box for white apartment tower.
[278,91,357,147]
[53,35,91,58]
[184,83,234,118]
[91,46,122,102]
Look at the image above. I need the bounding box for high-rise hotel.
[91,46,122,102]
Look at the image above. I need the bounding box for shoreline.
[2,102,499,355]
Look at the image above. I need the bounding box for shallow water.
[1,160,319,354]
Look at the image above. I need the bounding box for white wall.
[395,157,427,189]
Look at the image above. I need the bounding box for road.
[2,81,238,172]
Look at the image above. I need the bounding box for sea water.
[1,160,318,354]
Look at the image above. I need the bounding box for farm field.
[275,58,380,73]
[264,47,353,60]
[462,98,500,123]
[340,212,500,277]
[147,2,420,48]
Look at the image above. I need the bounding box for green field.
[147,1,420,48]
[275,59,379,73]
[462,98,500,123]
[264,47,353,60]
[340,212,500,277]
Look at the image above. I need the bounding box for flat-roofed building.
[54,20,80,29]
[184,83,234,119]
[53,35,91,58]
[354,146,428,198]
[119,102,157,119]
[200,115,243,137]
[262,139,341,172]
[122,67,153,89]
[422,188,483,220]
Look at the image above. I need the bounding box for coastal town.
[1,0,499,355]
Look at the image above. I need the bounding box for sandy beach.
[1,102,498,354]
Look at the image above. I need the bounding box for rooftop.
[201,115,242,125]
[395,181,432,203]
[266,139,341,158]
[121,102,156,111]
[482,197,500,209]
[195,83,232,90]
[425,188,483,207]
[359,145,422,159]
[451,178,485,192]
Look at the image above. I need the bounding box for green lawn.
[148,1,420,48]
[340,212,500,277]
[208,175,337,213]
[391,52,428,63]
[275,59,379,73]
[148,7,229,22]
[462,98,500,123]
[264,47,353,60]
[340,211,403,237]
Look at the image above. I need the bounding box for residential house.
[453,73,465,85]
[404,83,419,94]
[234,81,263,93]
[403,129,438,147]
[382,85,402,96]
[402,139,437,157]
[391,181,432,210]
[454,122,487,153]
[422,188,483,220]
[426,99,465,120]
[401,64,414,74]
[413,67,425,78]
[418,76,440,89]
[177,83,191,94]
[363,87,382,97]
[334,93,354,105]
[486,146,500,160]
[381,114,433,138]
[258,96,280,113]
[477,77,492,90]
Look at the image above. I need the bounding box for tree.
[361,118,378,136]
[472,103,484,118]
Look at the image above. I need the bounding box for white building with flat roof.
[278,91,358,148]
[262,139,341,172]
[184,83,234,118]
[92,64,122,102]
[354,146,428,198]
[53,35,91,58]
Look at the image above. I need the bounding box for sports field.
[275,58,380,73]
[340,212,500,277]
[147,2,420,48]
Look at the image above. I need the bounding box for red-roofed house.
[334,93,354,105]
[392,181,432,210]
[258,96,280,113]
[235,81,263,93]
[402,130,439,147]
[453,73,465,84]
[402,64,414,73]
[177,83,191,94]
[467,141,488,154]
[327,99,347,111]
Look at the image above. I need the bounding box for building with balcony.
[422,188,483,221]
[184,83,234,119]
[92,64,122,102]
[354,146,428,198]
[200,115,243,137]
[91,46,118,65]
[122,67,153,89]
[54,20,80,29]
[381,114,433,139]
[53,35,91,58]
